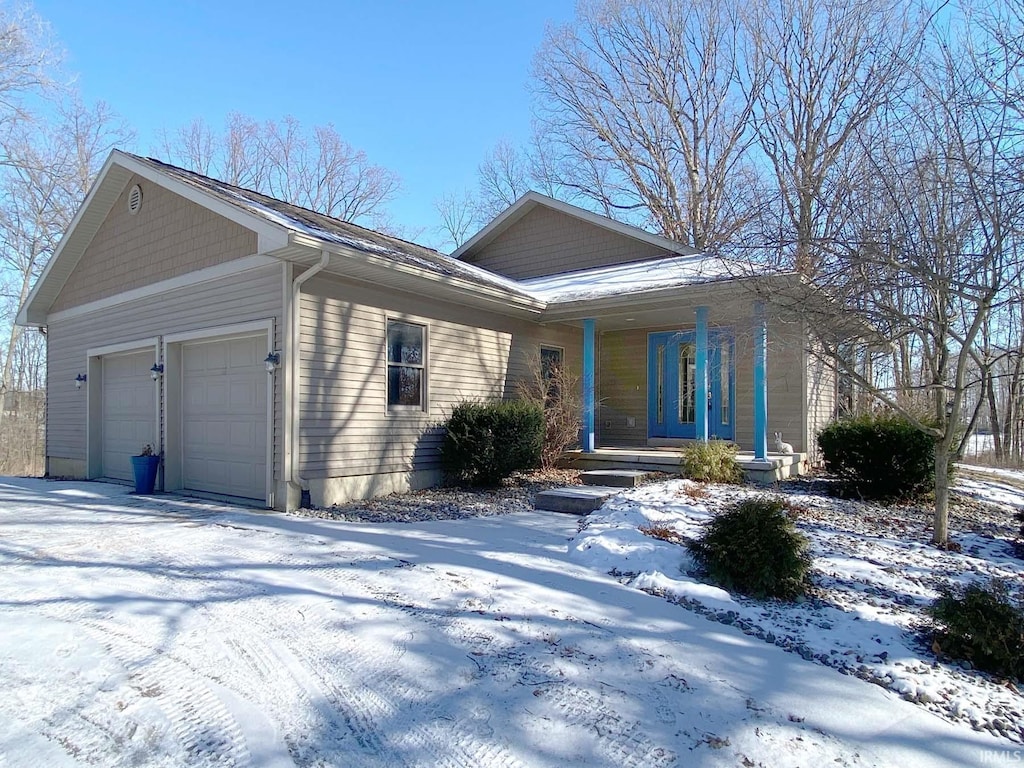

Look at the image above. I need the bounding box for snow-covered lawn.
[0,476,1016,767]
[571,478,1024,746]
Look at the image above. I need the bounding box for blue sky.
[33,0,577,248]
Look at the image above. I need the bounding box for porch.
[561,446,809,484]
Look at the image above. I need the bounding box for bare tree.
[0,96,132,473]
[159,113,401,227]
[532,0,764,249]
[745,0,927,273]
[433,190,479,252]
[773,26,1023,545]
[476,139,532,219]
[0,3,54,159]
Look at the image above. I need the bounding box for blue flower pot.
[131,455,160,494]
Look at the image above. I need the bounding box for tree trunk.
[933,445,950,546]
[986,368,1002,460]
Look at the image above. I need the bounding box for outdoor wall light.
[150,363,164,381]
[264,352,281,373]
[74,373,87,389]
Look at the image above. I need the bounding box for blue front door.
[648,330,734,440]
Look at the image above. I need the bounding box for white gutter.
[287,249,331,492]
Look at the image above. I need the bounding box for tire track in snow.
[203,602,408,767]
[73,616,253,768]
[230,587,526,768]
[364,575,679,768]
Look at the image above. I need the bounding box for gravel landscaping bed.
[293,469,583,523]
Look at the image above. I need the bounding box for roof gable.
[17,151,290,325]
[49,173,259,314]
[452,192,700,279]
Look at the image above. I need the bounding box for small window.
[540,346,563,381]
[540,345,564,404]
[387,320,426,409]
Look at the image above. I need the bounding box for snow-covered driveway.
[0,478,1006,767]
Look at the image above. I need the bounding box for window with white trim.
[387,320,426,409]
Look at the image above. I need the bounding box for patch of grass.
[680,440,744,484]
[680,484,709,500]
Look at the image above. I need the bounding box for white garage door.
[102,351,157,481]
[182,334,268,500]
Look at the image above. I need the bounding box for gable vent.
[127,184,143,215]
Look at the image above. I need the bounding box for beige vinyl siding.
[51,174,258,313]
[596,317,808,453]
[598,328,651,446]
[464,205,672,279]
[46,264,284,475]
[805,340,837,463]
[298,273,579,478]
[737,320,805,453]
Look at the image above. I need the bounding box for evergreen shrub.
[440,400,544,486]
[928,580,1024,681]
[688,496,811,600]
[817,414,937,500]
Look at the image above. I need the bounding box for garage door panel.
[101,350,156,482]
[182,334,268,500]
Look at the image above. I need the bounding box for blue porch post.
[582,318,596,452]
[695,306,709,441]
[753,301,768,460]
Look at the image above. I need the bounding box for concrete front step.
[534,486,621,515]
[579,469,662,488]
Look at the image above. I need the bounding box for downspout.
[288,249,331,496]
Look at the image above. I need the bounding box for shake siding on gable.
[46,265,284,475]
[298,274,579,479]
[462,205,671,279]
[50,175,257,312]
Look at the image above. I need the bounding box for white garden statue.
[774,432,794,455]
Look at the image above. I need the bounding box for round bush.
[928,580,1024,681]
[440,399,543,486]
[817,414,937,500]
[688,496,811,600]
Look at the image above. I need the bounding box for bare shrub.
[517,352,582,470]
[639,524,687,546]
[0,391,45,476]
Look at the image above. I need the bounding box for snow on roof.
[128,155,770,308]
[519,253,746,303]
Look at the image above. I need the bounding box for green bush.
[680,440,744,484]
[688,496,811,599]
[817,414,938,500]
[928,580,1024,681]
[440,399,544,486]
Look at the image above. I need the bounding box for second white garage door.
[101,350,157,481]
[182,334,268,500]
